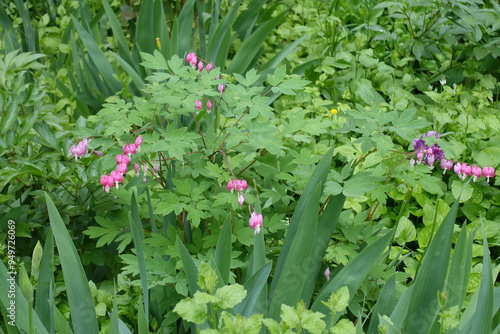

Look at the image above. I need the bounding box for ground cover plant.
[0,0,499,333]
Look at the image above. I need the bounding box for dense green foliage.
[0,0,499,333]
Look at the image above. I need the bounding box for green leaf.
[311,231,393,325]
[468,219,493,334]
[394,216,417,244]
[267,66,286,86]
[451,180,474,202]
[227,11,287,74]
[342,171,384,198]
[214,215,232,285]
[331,319,356,334]
[281,304,300,328]
[270,148,334,291]
[129,193,149,320]
[35,230,55,330]
[322,286,350,313]
[177,236,201,295]
[173,298,208,325]
[214,284,247,309]
[367,274,396,334]
[233,262,272,317]
[445,223,472,311]
[233,69,261,87]
[268,183,322,319]
[45,193,98,334]
[71,17,121,93]
[198,263,218,294]
[402,185,463,333]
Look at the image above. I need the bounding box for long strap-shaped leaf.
[35,230,55,331]
[129,193,149,322]
[460,219,493,334]
[311,230,393,325]
[269,148,334,301]
[402,190,462,333]
[268,183,322,319]
[0,261,49,333]
[45,193,99,334]
[226,11,287,75]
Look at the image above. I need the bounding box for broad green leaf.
[394,216,417,244]
[451,180,474,202]
[331,319,356,334]
[45,193,98,334]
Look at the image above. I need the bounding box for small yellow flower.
[155,37,161,50]
[330,108,338,115]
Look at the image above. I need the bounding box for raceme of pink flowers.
[185,52,214,73]
[226,179,263,234]
[99,135,145,193]
[410,131,495,183]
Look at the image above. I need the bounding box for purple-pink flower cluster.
[100,135,143,193]
[70,138,91,160]
[410,131,496,183]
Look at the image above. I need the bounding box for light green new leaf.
[174,298,208,325]
[215,284,247,309]
[45,193,98,334]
